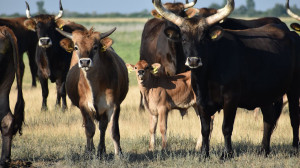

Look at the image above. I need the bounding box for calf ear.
[185,8,199,18]
[151,63,161,74]
[126,63,135,73]
[56,19,65,30]
[290,23,300,33]
[208,26,224,41]
[151,10,163,19]
[24,19,36,31]
[60,38,74,52]
[164,27,181,42]
[100,37,113,52]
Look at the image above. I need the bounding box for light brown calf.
[127,60,213,151]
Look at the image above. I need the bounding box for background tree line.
[1,0,300,18]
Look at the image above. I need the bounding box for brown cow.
[286,0,300,32]
[56,27,129,157]
[0,17,38,87]
[0,26,25,166]
[127,60,213,151]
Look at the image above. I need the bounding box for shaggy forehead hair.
[32,14,55,22]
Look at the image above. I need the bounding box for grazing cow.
[127,60,213,150]
[0,17,38,87]
[139,0,198,111]
[153,0,300,157]
[56,27,129,157]
[23,0,86,111]
[286,0,300,32]
[0,26,24,166]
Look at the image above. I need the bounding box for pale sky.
[0,0,299,15]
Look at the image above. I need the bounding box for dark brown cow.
[127,60,213,150]
[24,0,86,111]
[56,27,129,157]
[153,0,300,157]
[286,0,300,32]
[0,26,25,166]
[0,17,38,87]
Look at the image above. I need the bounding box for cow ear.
[208,26,224,41]
[24,19,36,31]
[60,38,74,52]
[290,23,300,33]
[185,8,199,18]
[151,10,163,19]
[100,37,113,52]
[56,19,65,30]
[164,27,181,42]
[151,63,161,74]
[126,63,135,73]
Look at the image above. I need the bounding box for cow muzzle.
[39,37,52,48]
[185,57,203,68]
[137,70,145,80]
[78,58,93,71]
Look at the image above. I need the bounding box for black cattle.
[286,0,300,32]
[0,26,25,166]
[153,0,300,157]
[0,17,38,87]
[23,0,86,111]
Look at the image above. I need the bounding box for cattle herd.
[0,0,299,166]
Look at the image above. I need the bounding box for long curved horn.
[55,0,64,20]
[100,27,117,39]
[205,0,234,26]
[153,0,184,27]
[286,0,300,21]
[25,1,31,19]
[184,0,197,9]
[55,28,72,39]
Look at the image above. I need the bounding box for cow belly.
[95,94,114,116]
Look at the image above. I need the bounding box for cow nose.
[39,37,52,47]
[78,58,93,70]
[138,70,145,76]
[185,57,203,68]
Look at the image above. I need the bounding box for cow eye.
[93,45,98,50]
[74,46,78,51]
[134,67,137,69]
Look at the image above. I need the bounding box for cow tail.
[6,28,25,136]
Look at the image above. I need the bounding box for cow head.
[24,0,64,48]
[286,0,300,32]
[127,60,161,81]
[56,27,116,71]
[153,0,234,69]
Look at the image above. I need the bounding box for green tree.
[36,0,47,14]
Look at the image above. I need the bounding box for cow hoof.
[257,147,270,157]
[220,151,234,160]
[41,106,48,112]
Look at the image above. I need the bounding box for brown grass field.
[4,17,300,167]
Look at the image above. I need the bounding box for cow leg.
[80,107,95,153]
[198,108,212,157]
[109,105,122,156]
[139,91,145,112]
[27,48,38,87]
[0,112,13,166]
[260,100,282,155]
[149,114,158,151]
[98,113,108,158]
[55,80,62,109]
[39,76,48,111]
[159,108,168,150]
[61,82,67,111]
[55,80,67,111]
[221,98,237,159]
[287,93,300,149]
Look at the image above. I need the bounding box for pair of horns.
[25,0,63,20]
[153,0,234,26]
[55,27,117,40]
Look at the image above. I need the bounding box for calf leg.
[80,107,95,152]
[39,76,48,111]
[159,108,168,150]
[98,113,108,157]
[149,114,158,151]
[110,105,122,156]
[139,91,145,112]
[260,100,282,155]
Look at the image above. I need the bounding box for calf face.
[127,60,161,81]
[56,27,116,71]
